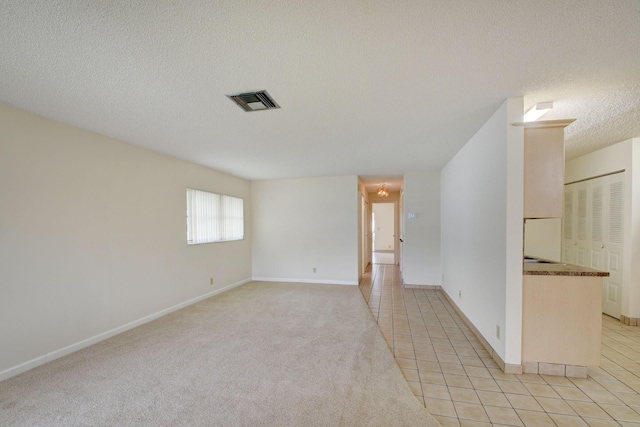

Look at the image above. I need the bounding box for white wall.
[373,203,395,251]
[251,176,359,285]
[441,98,523,365]
[565,138,640,318]
[402,171,441,286]
[0,103,252,379]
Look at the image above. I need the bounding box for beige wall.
[251,176,358,285]
[0,103,252,379]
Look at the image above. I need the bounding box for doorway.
[372,202,395,265]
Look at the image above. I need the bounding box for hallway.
[359,264,640,426]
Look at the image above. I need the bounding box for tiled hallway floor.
[359,264,640,426]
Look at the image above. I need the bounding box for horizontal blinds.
[186,188,244,244]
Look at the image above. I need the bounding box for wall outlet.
[313,267,316,273]
[210,277,214,286]
[496,325,501,340]
[458,290,462,298]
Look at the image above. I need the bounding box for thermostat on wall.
[408,212,416,219]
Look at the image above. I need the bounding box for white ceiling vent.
[227,90,280,112]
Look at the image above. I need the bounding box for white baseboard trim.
[252,277,357,286]
[0,278,252,383]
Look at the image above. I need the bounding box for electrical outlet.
[496,325,501,340]
[458,290,462,298]
[313,267,316,273]
[210,277,214,286]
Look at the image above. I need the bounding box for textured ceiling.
[1,1,639,192]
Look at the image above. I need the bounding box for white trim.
[252,277,357,286]
[0,278,251,382]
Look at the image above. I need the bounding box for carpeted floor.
[0,281,440,426]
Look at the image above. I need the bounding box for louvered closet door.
[589,181,605,271]
[603,174,624,319]
[562,172,625,319]
[575,183,590,267]
[562,184,577,264]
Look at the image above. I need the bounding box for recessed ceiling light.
[523,102,553,122]
[226,90,280,112]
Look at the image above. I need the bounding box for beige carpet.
[0,281,440,426]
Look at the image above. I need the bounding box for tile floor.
[359,263,640,426]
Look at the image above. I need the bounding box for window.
[186,188,244,244]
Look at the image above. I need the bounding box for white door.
[603,175,624,319]
[562,173,625,319]
[562,184,577,264]
[575,184,589,267]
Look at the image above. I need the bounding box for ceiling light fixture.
[523,102,553,122]
[227,90,280,112]
[376,185,389,198]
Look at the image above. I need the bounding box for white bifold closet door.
[562,172,624,319]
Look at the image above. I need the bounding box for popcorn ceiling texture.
[0,0,638,181]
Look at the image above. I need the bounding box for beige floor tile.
[597,379,635,393]
[395,357,417,370]
[413,341,434,352]
[547,413,589,426]
[444,373,474,389]
[417,359,441,373]
[394,340,415,351]
[415,349,439,361]
[515,409,557,426]
[455,347,478,357]
[490,368,520,382]
[458,421,491,427]
[582,417,620,426]
[437,353,461,365]
[448,386,481,404]
[421,371,447,386]
[453,402,490,423]
[519,373,546,384]
[523,382,561,398]
[401,367,420,382]
[497,379,530,395]
[598,403,640,422]
[506,393,544,411]
[441,363,467,375]
[407,380,423,397]
[583,388,624,405]
[535,396,578,415]
[539,374,574,386]
[394,346,415,359]
[423,383,452,400]
[458,355,485,367]
[567,400,613,420]
[469,376,502,392]
[463,365,492,379]
[552,385,592,401]
[615,391,640,407]
[484,405,524,426]
[434,416,461,427]
[476,390,511,408]
[571,377,606,391]
[424,397,457,417]
[360,267,640,427]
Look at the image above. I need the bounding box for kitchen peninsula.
[522,257,609,378]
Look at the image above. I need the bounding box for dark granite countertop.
[523,257,610,277]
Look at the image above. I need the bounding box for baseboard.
[0,278,252,383]
[439,289,522,375]
[620,315,640,326]
[403,284,441,290]
[252,277,358,286]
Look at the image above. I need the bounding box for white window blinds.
[186,188,244,244]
